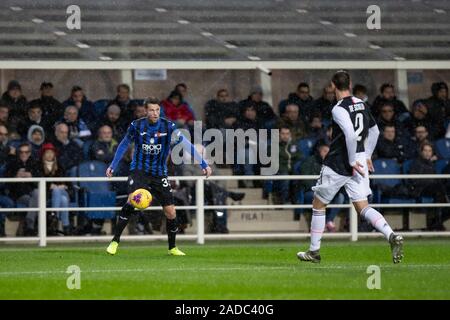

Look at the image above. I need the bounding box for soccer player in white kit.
[297,70,404,264]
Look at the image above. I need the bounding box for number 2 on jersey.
[354,113,364,141]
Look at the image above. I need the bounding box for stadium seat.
[372,158,415,204]
[82,140,94,160]
[402,159,413,174]
[435,159,449,174]
[93,99,110,117]
[77,161,116,219]
[372,159,401,188]
[297,138,316,158]
[435,138,450,159]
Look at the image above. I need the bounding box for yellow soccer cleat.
[106,241,119,255]
[168,247,186,256]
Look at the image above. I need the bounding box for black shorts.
[127,171,174,207]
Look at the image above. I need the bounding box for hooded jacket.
[27,125,46,160]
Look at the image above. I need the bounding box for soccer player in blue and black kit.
[105,97,212,256]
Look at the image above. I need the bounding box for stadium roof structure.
[0,0,450,69]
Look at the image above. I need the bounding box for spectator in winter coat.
[0,80,28,131]
[28,82,64,126]
[161,90,195,128]
[51,122,82,173]
[89,125,118,164]
[63,86,96,129]
[278,82,314,121]
[26,125,45,160]
[5,142,41,236]
[239,86,277,129]
[58,105,92,147]
[96,104,127,141]
[425,82,449,139]
[312,83,336,121]
[205,89,239,130]
[371,83,408,119]
[409,143,449,230]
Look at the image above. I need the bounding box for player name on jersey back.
[349,103,365,112]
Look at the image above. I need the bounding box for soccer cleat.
[106,241,119,255]
[168,247,186,256]
[297,250,321,263]
[389,234,404,264]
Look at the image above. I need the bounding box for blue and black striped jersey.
[109,117,208,177]
[127,117,174,176]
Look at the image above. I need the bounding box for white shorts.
[312,156,371,204]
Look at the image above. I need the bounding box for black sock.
[112,203,135,243]
[167,217,178,249]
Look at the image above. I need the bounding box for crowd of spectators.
[0,78,449,236]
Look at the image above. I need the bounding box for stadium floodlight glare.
[257,64,272,76]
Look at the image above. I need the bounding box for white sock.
[361,207,394,240]
[309,208,326,251]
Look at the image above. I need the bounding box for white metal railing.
[0,174,449,246]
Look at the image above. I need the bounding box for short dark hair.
[168,90,182,101]
[380,83,394,93]
[117,84,130,92]
[279,124,291,132]
[383,124,396,130]
[40,82,53,90]
[420,142,433,152]
[175,83,187,90]
[144,96,160,106]
[353,84,367,95]
[217,89,228,97]
[297,82,309,90]
[28,103,42,111]
[18,142,31,151]
[71,86,83,94]
[332,70,351,91]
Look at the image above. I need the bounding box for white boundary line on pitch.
[1,264,449,276]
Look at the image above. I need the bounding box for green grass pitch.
[0,239,449,299]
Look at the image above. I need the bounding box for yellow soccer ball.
[130,188,152,210]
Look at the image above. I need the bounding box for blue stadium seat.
[93,99,110,117]
[297,138,316,158]
[435,159,449,174]
[77,161,116,219]
[402,159,413,174]
[435,138,450,159]
[82,140,94,160]
[372,159,401,188]
[372,159,415,204]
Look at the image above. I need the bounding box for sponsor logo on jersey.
[155,132,167,137]
[142,143,162,155]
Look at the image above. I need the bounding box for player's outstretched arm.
[107,135,131,177]
[174,129,212,178]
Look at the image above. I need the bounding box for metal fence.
[0,174,449,246]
